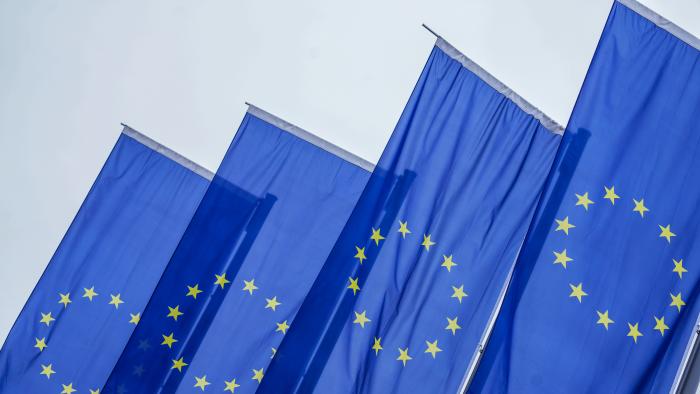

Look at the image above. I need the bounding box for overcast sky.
[1,0,699,344]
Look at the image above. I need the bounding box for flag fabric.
[471,1,700,392]
[0,128,211,393]
[103,107,371,393]
[261,38,562,393]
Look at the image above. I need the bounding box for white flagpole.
[671,312,700,393]
[456,240,523,394]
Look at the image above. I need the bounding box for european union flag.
[261,38,562,393]
[0,128,210,393]
[103,106,371,393]
[472,1,700,392]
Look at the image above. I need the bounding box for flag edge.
[435,37,565,136]
[245,104,376,173]
[617,0,700,52]
[121,124,215,181]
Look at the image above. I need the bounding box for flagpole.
[671,312,700,393]
[422,23,440,38]
[456,239,523,393]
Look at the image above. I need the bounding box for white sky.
[0,0,698,348]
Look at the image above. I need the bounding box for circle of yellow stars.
[554,185,686,344]
[163,271,281,391]
[33,286,140,393]
[33,263,291,392]
[346,219,470,368]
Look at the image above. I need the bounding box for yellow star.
[186,284,203,299]
[670,292,686,312]
[58,292,71,308]
[603,185,620,205]
[83,286,98,301]
[673,259,688,279]
[596,310,614,330]
[659,224,676,243]
[129,313,141,324]
[627,322,643,343]
[171,357,188,372]
[194,375,210,391]
[270,348,277,358]
[276,320,290,334]
[632,198,649,218]
[575,192,594,210]
[167,305,184,321]
[354,246,367,264]
[265,296,281,311]
[421,234,436,251]
[39,312,55,326]
[441,255,458,272]
[242,279,258,295]
[347,277,360,296]
[109,294,124,309]
[224,378,240,393]
[40,363,55,379]
[34,337,48,352]
[397,221,411,238]
[214,273,230,289]
[396,347,412,367]
[90,389,100,394]
[61,383,77,394]
[161,332,178,348]
[372,337,383,355]
[252,368,264,383]
[553,249,573,269]
[451,285,468,303]
[569,283,588,303]
[654,316,669,336]
[555,216,575,235]
[353,310,371,328]
[445,317,461,335]
[424,340,442,359]
[370,228,385,245]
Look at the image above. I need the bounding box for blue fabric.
[261,45,561,393]
[0,133,209,393]
[472,2,700,392]
[103,114,370,393]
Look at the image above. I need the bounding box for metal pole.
[456,240,523,394]
[422,24,440,39]
[671,313,700,393]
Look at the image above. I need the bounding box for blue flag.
[261,38,562,393]
[103,107,371,393]
[0,128,210,393]
[472,1,700,392]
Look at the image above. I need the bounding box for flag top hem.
[121,124,215,181]
[245,104,376,172]
[435,37,565,136]
[617,0,700,52]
